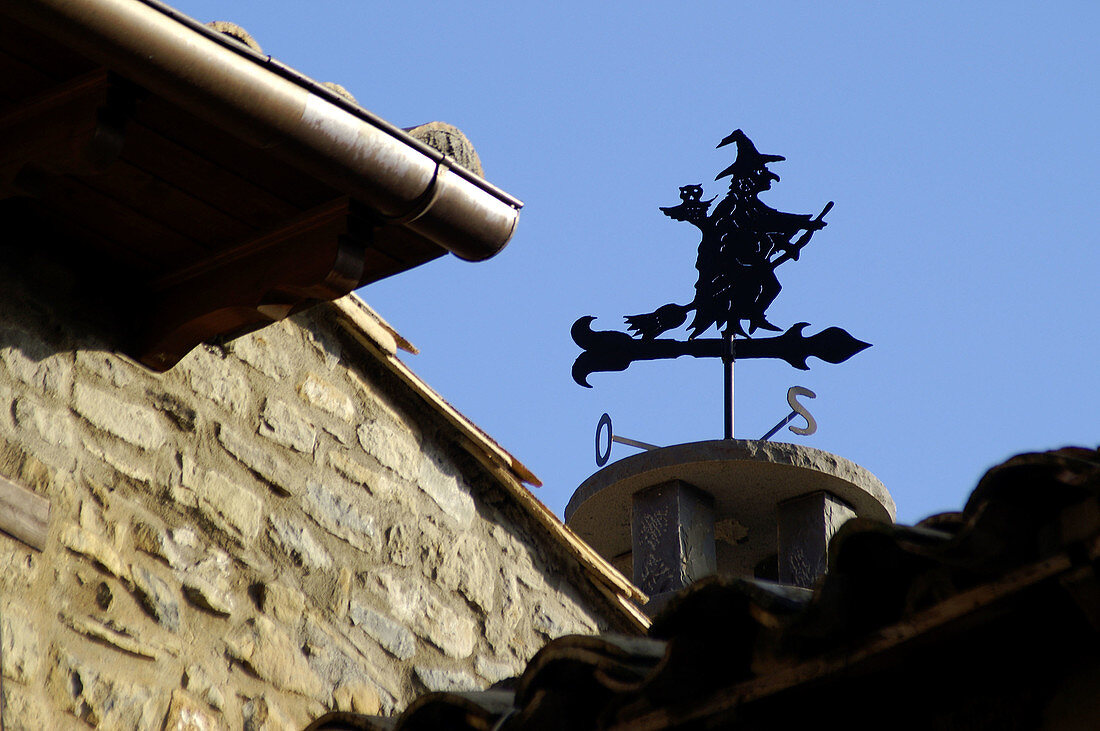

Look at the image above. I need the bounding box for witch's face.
[739,166,777,194]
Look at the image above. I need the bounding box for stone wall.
[0,257,624,729]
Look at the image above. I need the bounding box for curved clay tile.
[204,21,263,54]
[321,81,358,105]
[405,122,485,178]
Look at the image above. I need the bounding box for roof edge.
[1,0,522,262]
[327,294,651,630]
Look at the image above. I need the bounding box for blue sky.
[171,1,1099,524]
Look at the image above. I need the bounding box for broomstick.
[770,200,833,267]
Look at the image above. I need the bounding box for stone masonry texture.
[0,254,619,730]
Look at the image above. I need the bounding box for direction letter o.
[595,413,613,467]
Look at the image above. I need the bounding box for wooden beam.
[131,197,373,370]
[148,197,363,292]
[0,475,49,551]
[121,120,299,228]
[0,69,129,190]
[132,96,335,210]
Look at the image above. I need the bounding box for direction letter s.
[786,386,817,436]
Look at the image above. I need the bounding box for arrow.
[571,317,870,387]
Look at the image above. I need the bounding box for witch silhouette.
[626,130,831,340]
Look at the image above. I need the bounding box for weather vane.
[571,129,870,438]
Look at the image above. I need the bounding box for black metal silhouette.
[571,317,869,387]
[625,130,829,340]
[571,129,870,408]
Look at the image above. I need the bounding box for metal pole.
[612,435,660,451]
[723,330,735,439]
[760,411,797,441]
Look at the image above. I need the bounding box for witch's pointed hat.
[715,130,785,180]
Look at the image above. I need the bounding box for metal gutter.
[2,0,522,261]
[131,0,522,210]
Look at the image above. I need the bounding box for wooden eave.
[0,8,518,370]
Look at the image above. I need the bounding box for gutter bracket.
[372,157,450,225]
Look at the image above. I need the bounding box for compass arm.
[733,323,871,369]
[571,317,870,387]
[571,316,724,387]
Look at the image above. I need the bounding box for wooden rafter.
[134,197,378,370]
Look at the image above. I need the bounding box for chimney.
[565,439,894,614]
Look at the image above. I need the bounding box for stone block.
[413,666,480,693]
[777,490,856,588]
[378,571,475,659]
[475,655,520,684]
[130,564,182,632]
[230,331,294,380]
[485,577,522,654]
[182,461,263,543]
[78,498,106,533]
[385,522,417,566]
[50,649,166,728]
[322,422,354,447]
[149,390,198,432]
[357,418,420,483]
[299,616,389,698]
[170,482,200,510]
[11,394,76,451]
[269,514,332,570]
[162,688,218,731]
[532,602,570,640]
[513,555,551,595]
[490,523,527,557]
[1,681,42,730]
[72,382,167,450]
[349,600,417,660]
[1,603,41,683]
[134,523,203,571]
[85,440,155,484]
[218,424,300,496]
[183,663,226,711]
[75,350,134,388]
[226,617,323,698]
[434,533,496,613]
[417,447,475,528]
[299,319,343,364]
[328,567,351,619]
[61,613,158,660]
[239,544,277,577]
[303,481,378,554]
[181,551,237,616]
[242,693,296,731]
[298,374,356,422]
[137,525,240,615]
[631,480,716,596]
[181,346,251,416]
[60,525,129,581]
[0,324,72,395]
[532,594,598,640]
[327,449,385,494]
[261,581,306,626]
[259,398,317,454]
[332,682,380,715]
